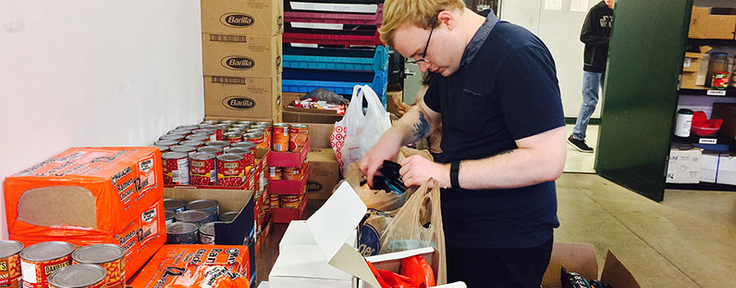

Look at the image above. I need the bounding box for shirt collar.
[460,10,500,68]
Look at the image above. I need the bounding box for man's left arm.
[399,126,566,188]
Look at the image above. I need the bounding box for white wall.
[0,0,205,239]
[501,0,600,119]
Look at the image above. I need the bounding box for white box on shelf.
[700,151,720,183]
[716,153,736,186]
[666,147,702,184]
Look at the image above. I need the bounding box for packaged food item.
[561,266,592,288]
[72,244,125,288]
[164,198,187,213]
[0,241,23,288]
[217,154,245,187]
[189,153,217,186]
[186,200,220,222]
[47,264,106,288]
[20,241,75,288]
[272,123,290,152]
[289,124,309,152]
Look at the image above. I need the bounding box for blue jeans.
[572,71,605,140]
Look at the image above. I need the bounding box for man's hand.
[399,155,450,188]
[359,132,402,187]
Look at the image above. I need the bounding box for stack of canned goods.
[269,187,307,210]
[0,240,126,288]
[271,123,309,152]
[164,198,240,245]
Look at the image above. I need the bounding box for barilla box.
[128,245,250,288]
[201,0,284,36]
[4,147,166,281]
[204,74,282,120]
[202,34,282,78]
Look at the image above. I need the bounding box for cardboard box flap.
[542,242,598,288]
[600,251,641,288]
[271,244,352,279]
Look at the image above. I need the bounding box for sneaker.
[567,135,594,153]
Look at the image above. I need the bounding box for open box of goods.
[3,147,166,284]
[541,242,641,288]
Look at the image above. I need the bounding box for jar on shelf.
[706,52,729,87]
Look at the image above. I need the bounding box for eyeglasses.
[407,26,435,64]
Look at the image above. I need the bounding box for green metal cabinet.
[595,0,693,201]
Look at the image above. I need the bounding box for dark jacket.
[581,1,613,72]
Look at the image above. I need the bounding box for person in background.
[567,0,615,153]
[360,0,566,287]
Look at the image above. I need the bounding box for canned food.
[219,120,236,126]
[224,132,243,144]
[159,134,184,142]
[48,264,106,288]
[713,71,730,89]
[189,153,217,186]
[153,139,179,147]
[232,141,257,152]
[0,241,23,288]
[72,244,125,288]
[185,134,210,142]
[165,210,175,225]
[197,146,224,155]
[180,140,205,148]
[206,141,230,149]
[254,124,272,148]
[170,145,197,157]
[164,198,187,213]
[174,210,211,227]
[186,199,219,222]
[224,147,255,175]
[20,241,75,288]
[283,167,301,180]
[289,124,309,152]
[153,145,170,153]
[219,211,239,222]
[245,132,266,149]
[167,130,190,139]
[217,154,244,187]
[246,128,264,134]
[198,124,223,141]
[199,222,224,245]
[270,194,280,208]
[232,123,249,130]
[269,167,282,180]
[201,120,219,125]
[177,124,200,130]
[273,123,290,151]
[217,123,232,131]
[192,129,216,142]
[237,120,253,126]
[281,195,301,209]
[166,222,199,244]
[162,152,189,185]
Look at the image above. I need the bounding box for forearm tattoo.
[412,111,431,140]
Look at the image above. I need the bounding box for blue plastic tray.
[283,45,388,71]
[282,69,388,105]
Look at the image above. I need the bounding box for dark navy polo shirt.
[423,12,564,249]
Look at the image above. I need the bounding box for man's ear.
[437,10,457,30]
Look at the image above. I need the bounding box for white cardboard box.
[666,147,702,184]
[700,151,720,183]
[716,153,736,185]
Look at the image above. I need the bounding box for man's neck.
[459,8,488,50]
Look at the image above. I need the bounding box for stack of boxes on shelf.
[281,0,389,106]
[201,0,285,122]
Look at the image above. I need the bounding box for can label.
[190,158,216,186]
[21,255,72,288]
[713,71,730,89]
[269,167,282,180]
[200,233,215,245]
[270,194,280,208]
[0,253,21,288]
[72,258,125,288]
[217,160,244,187]
[289,126,309,152]
[273,126,289,152]
[163,157,189,185]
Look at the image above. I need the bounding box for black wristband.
[450,161,461,189]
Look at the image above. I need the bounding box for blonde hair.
[379,0,466,47]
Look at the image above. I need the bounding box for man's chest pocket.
[447,88,495,135]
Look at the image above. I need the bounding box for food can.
[185,134,210,143]
[163,198,187,213]
[197,146,224,156]
[272,123,290,151]
[153,145,170,153]
[72,244,125,288]
[165,210,175,225]
[174,210,211,227]
[186,199,220,222]
[170,145,197,157]
[217,154,245,187]
[224,132,243,144]
[289,124,309,152]
[47,264,106,288]
[168,129,190,136]
[189,153,217,186]
[232,141,257,152]
[270,194,280,209]
[237,120,253,127]
[0,241,23,288]
[166,222,199,244]
[268,167,282,180]
[224,147,255,175]
[192,129,217,142]
[206,141,230,149]
[159,134,184,142]
[254,124,272,148]
[217,124,232,133]
[198,124,223,141]
[199,222,224,245]
[283,167,298,180]
[245,132,266,149]
[232,124,248,130]
[219,211,239,222]
[162,152,189,185]
[20,241,75,288]
[180,140,205,148]
[177,124,200,130]
[153,139,179,147]
[220,120,236,125]
[201,120,219,125]
[281,195,301,209]
[713,71,730,89]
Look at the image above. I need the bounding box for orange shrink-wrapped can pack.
[3,147,167,281]
[129,245,250,288]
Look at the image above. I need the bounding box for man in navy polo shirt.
[359,0,566,287]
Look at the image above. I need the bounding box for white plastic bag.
[330,85,391,174]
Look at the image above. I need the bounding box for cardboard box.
[283,108,343,124]
[205,112,283,123]
[666,146,702,184]
[271,163,310,195]
[701,151,720,183]
[681,46,711,89]
[542,242,640,288]
[716,153,736,185]
[711,103,736,139]
[202,34,282,78]
[385,90,403,115]
[201,0,284,36]
[307,148,339,201]
[204,74,282,120]
[4,147,166,281]
[689,6,736,40]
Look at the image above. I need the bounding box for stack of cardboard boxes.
[201,0,284,122]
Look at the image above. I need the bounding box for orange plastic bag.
[401,255,435,288]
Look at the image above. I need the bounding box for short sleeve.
[422,75,442,113]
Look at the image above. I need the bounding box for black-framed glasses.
[407,26,435,64]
